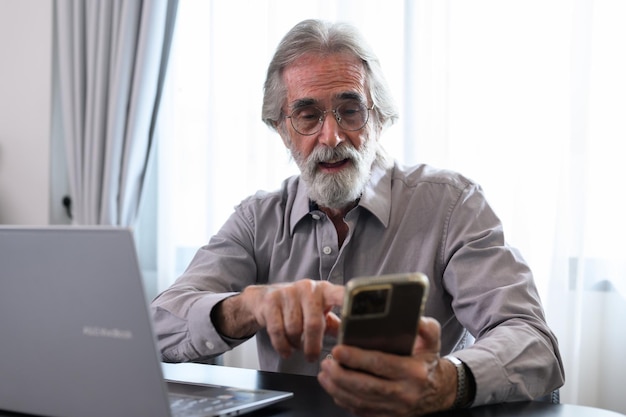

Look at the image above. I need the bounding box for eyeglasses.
[286,100,374,136]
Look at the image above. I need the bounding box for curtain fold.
[54,0,178,226]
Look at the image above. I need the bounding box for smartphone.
[338,272,429,356]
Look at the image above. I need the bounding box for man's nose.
[316,112,344,148]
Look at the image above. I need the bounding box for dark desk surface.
[162,363,625,417]
[0,362,621,417]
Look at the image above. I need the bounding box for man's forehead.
[282,53,368,107]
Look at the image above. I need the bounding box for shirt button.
[205,341,215,350]
[312,214,321,220]
[323,246,332,255]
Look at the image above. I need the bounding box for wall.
[0,0,53,225]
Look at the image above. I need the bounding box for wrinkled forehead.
[282,52,369,110]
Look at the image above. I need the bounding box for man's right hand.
[211,279,344,362]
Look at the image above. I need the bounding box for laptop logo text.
[82,326,133,340]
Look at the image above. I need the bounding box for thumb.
[412,316,441,355]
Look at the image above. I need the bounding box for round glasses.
[286,100,374,136]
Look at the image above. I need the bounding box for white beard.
[290,139,378,210]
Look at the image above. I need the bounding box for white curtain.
[148,0,626,413]
[54,0,178,226]
[545,0,626,412]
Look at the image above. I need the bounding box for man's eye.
[296,108,320,120]
[338,101,365,117]
[340,105,363,118]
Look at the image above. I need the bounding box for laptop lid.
[0,226,291,417]
[0,226,173,417]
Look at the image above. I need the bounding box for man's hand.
[317,317,458,417]
[212,279,344,362]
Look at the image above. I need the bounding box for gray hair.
[262,19,399,133]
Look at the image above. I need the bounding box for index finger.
[322,281,345,308]
[301,282,344,360]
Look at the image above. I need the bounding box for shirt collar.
[289,162,393,235]
[358,162,392,228]
[290,179,313,234]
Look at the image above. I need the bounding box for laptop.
[0,226,293,417]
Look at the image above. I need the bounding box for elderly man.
[152,19,564,416]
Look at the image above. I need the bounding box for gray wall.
[0,0,56,225]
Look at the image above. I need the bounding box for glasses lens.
[291,106,323,135]
[336,101,369,131]
[288,101,370,135]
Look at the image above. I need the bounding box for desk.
[162,363,625,417]
[0,363,621,417]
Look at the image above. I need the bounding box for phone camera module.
[351,288,389,316]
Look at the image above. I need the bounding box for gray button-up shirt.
[151,162,564,405]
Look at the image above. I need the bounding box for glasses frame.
[285,102,375,136]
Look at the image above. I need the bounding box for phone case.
[338,272,429,355]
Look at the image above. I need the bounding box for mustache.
[307,144,360,165]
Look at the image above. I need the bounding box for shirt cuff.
[187,292,241,357]
[450,346,511,406]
